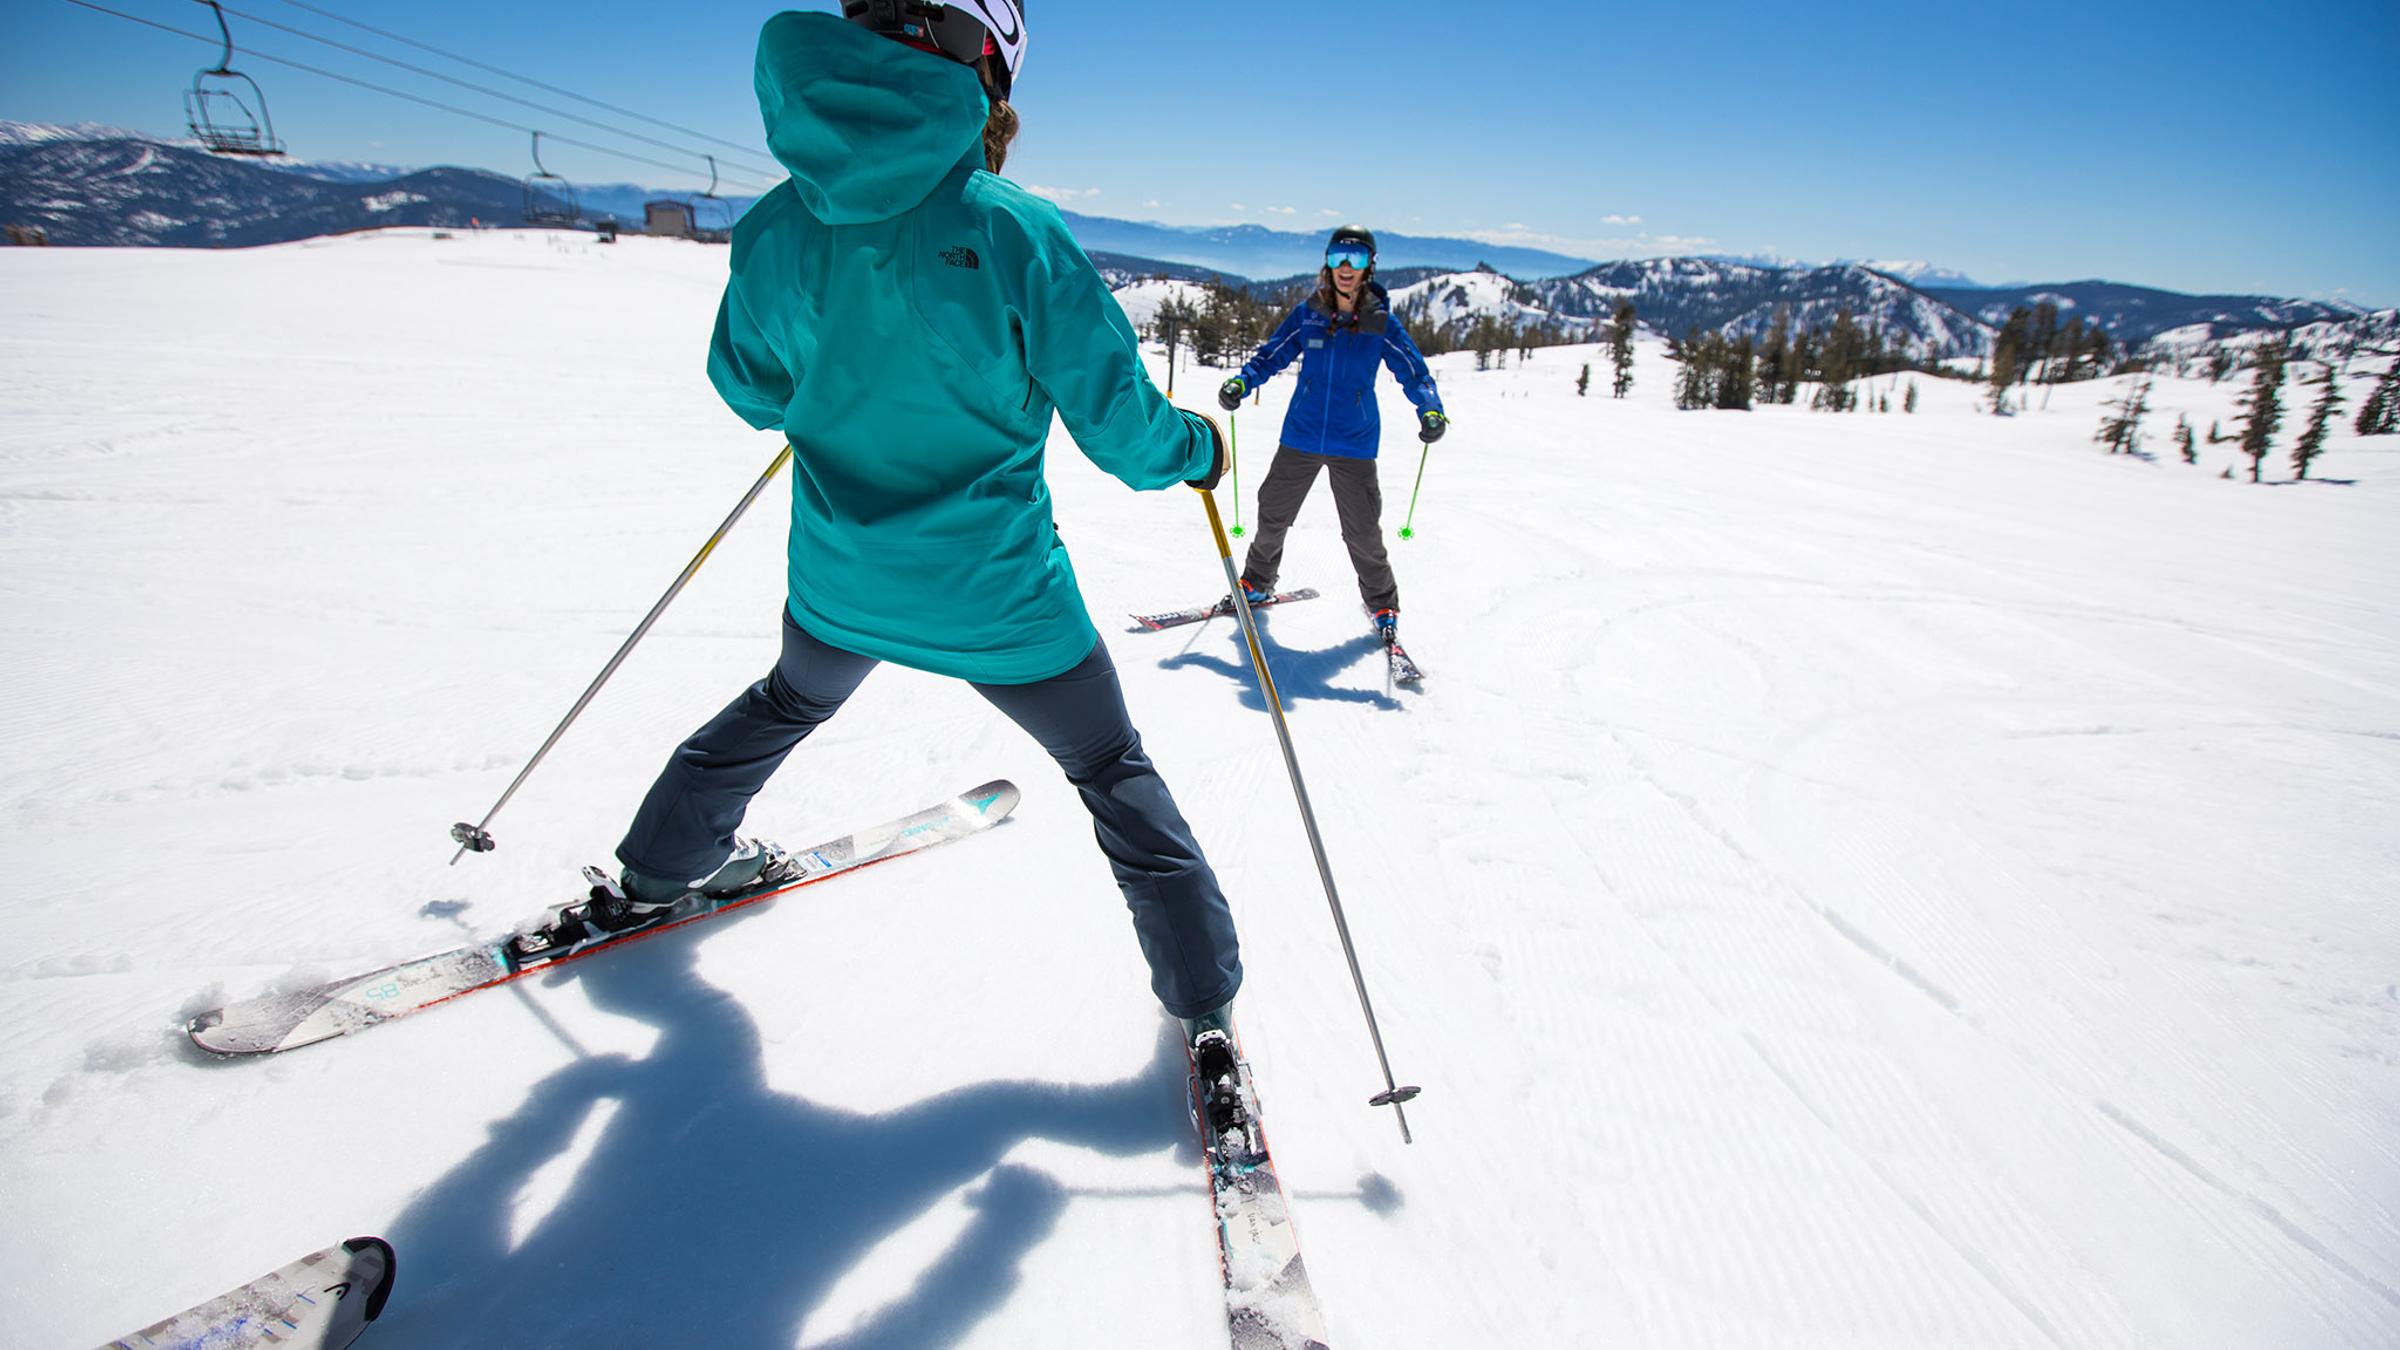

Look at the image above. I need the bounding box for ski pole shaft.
[1228,409,1243,537]
[448,443,794,864]
[1196,486,1421,1143]
[1397,442,1431,540]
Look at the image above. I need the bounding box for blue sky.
[10,0,2398,303]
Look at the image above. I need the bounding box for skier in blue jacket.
[1218,225,1447,643]
[611,1,1241,1036]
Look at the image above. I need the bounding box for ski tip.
[960,780,1022,821]
[339,1236,399,1321]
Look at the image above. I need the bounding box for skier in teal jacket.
[615,3,1242,1029]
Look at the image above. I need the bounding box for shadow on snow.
[378,921,1199,1349]
[1155,617,1403,713]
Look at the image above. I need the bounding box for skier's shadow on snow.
[379,925,1195,1349]
[1159,620,1402,712]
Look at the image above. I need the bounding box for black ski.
[1132,588,1318,632]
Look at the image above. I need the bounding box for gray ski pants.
[1238,446,1399,613]
[616,611,1243,1019]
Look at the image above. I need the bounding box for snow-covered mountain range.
[4,121,2382,358]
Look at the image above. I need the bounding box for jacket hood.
[754,11,989,226]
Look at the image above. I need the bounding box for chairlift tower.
[522,131,582,228]
[184,1,285,157]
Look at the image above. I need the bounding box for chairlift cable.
[58,0,780,191]
[211,2,778,183]
[273,0,777,173]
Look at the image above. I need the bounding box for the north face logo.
[941,246,980,270]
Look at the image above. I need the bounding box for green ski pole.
[1228,408,1244,538]
[1397,441,1432,540]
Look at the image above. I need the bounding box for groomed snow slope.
[2,229,2396,1348]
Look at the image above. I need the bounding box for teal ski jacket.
[709,12,1216,683]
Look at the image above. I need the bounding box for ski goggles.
[1325,245,1373,271]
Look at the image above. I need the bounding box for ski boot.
[1186,1009,1259,1162]
[1370,607,1399,645]
[617,837,780,916]
[1223,578,1274,614]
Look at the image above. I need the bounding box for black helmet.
[1327,224,1377,258]
[844,1,1028,100]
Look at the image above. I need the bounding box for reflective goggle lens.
[1326,246,1372,271]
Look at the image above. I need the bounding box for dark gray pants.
[1238,446,1399,612]
[616,612,1242,1019]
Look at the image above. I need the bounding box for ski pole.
[1396,441,1432,540]
[448,443,794,864]
[1196,485,1423,1143]
[1227,409,1244,538]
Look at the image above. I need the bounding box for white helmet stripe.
[960,0,1026,85]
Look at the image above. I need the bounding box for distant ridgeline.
[0,128,753,248]
[1124,261,2388,400]
[5,124,2386,387]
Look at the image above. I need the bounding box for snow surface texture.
[2,229,2396,1348]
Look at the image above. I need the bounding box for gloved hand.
[1185,412,1228,491]
[1417,409,1449,444]
[1217,378,1247,412]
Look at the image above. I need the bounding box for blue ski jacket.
[707,13,1216,684]
[1235,284,1443,460]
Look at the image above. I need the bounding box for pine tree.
[2175,414,2196,464]
[2094,378,2151,455]
[1814,308,1861,412]
[1988,308,2033,414]
[1673,328,1714,410]
[1608,301,1637,399]
[1717,335,1757,411]
[1904,379,1919,413]
[1758,306,1791,405]
[1577,363,1591,397]
[2235,342,2289,483]
[2291,363,2346,480]
[1780,329,1809,404]
[2030,303,2060,384]
[2355,358,2399,436]
[2085,326,2113,378]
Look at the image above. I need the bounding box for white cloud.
[1229,202,1245,211]
[1143,199,1162,209]
[1023,184,1101,203]
[1454,223,1717,259]
[1267,205,1298,216]
[1601,214,1642,226]
[1320,208,1342,217]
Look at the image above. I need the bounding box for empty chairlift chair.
[691,155,734,243]
[184,1,285,157]
[522,131,582,228]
